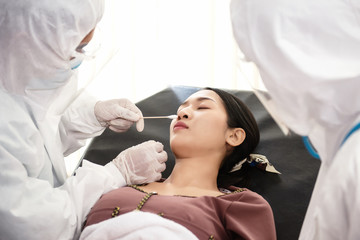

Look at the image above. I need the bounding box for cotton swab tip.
[167,115,177,119]
[142,115,178,119]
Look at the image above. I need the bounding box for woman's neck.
[137,153,225,197]
[164,156,220,191]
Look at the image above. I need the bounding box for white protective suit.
[79,211,198,240]
[230,0,360,239]
[0,1,150,239]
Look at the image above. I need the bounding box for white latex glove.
[94,99,145,132]
[113,140,168,185]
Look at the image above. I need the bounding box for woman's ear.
[226,128,246,147]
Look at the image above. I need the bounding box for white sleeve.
[0,153,126,240]
[80,211,199,240]
[0,99,125,239]
[62,160,127,240]
[59,92,105,156]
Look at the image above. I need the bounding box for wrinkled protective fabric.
[113,140,168,185]
[230,0,360,161]
[80,211,199,240]
[302,131,360,239]
[0,1,131,239]
[230,0,360,239]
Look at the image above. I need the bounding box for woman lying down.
[80,88,276,240]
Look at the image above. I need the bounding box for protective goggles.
[235,51,290,136]
[75,27,102,59]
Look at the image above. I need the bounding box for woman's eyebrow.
[179,97,216,107]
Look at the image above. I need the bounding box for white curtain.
[67,0,253,174]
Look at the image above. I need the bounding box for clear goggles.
[71,26,107,98]
[235,51,290,136]
[74,27,102,60]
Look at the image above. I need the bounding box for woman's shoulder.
[221,186,274,222]
[220,187,276,239]
[219,186,270,205]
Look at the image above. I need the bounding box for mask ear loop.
[302,136,320,159]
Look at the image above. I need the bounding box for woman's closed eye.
[197,103,211,110]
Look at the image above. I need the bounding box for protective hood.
[230,0,360,161]
[0,0,104,114]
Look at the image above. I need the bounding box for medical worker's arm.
[59,93,167,184]
[0,96,126,240]
[59,93,144,156]
[0,158,125,240]
[59,93,106,156]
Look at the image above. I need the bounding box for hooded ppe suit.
[230,0,360,239]
[0,1,166,239]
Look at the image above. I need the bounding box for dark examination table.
[83,86,320,240]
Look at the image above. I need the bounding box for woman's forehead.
[184,90,221,104]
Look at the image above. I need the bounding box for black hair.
[204,87,260,188]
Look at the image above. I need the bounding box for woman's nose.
[177,108,190,119]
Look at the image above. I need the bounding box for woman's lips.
[173,121,188,130]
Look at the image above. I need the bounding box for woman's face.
[170,90,230,159]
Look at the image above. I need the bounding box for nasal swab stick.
[142,115,177,119]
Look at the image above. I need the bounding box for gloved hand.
[113,140,168,185]
[94,99,145,132]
